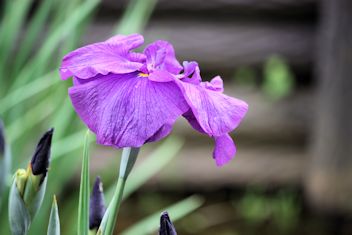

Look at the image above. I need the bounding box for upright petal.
[178,81,248,137]
[60,34,145,80]
[144,40,183,74]
[213,134,236,167]
[148,70,175,82]
[69,73,189,148]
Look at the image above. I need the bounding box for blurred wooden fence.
[85,0,352,214]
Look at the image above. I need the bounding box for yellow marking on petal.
[138,73,149,77]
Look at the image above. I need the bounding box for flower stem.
[103,147,139,235]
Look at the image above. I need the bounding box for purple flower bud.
[159,211,177,235]
[89,176,106,230]
[30,128,54,177]
[0,119,5,156]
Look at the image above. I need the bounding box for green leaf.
[51,97,75,139]
[51,129,95,162]
[0,71,59,114]
[0,0,33,77]
[23,176,48,219]
[121,195,204,235]
[8,181,31,235]
[13,0,54,74]
[78,130,91,235]
[47,196,60,235]
[10,0,100,89]
[7,99,55,145]
[115,0,157,34]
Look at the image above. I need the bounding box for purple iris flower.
[60,34,248,166]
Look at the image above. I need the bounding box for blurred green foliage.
[233,66,257,87]
[262,55,295,100]
[237,188,300,233]
[233,55,294,101]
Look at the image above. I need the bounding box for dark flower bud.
[30,128,54,177]
[89,176,106,230]
[9,129,54,235]
[0,119,5,157]
[159,211,177,235]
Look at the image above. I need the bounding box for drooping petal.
[201,76,224,92]
[144,40,183,74]
[69,73,189,148]
[60,34,145,80]
[184,109,238,167]
[179,61,201,85]
[178,81,248,137]
[182,109,205,134]
[146,123,173,143]
[213,134,236,167]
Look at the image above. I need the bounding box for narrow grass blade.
[52,129,94,162]
[47,195,60,235]
[11,0,100,89]
[0,0,33,75]
[60,0,89,56]
[8,181,31,235]
[115,0,157,34]
[13,0,54,73]
[7,99,55,145]
[78,130,91,235]
[0,71,58,114]
[51,97,75,139]
[121,195,204,235]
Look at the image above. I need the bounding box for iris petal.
[60,34,145,80]
[178,79,248,136]
[144,40,183,74]
[68,73,189,148]
[213,134,236,167]
[180,61,201,85]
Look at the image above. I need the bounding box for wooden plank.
[102,0,318,13]
[305,0,352,213]
[90,144,306,190]
[86,20,315,71]
[139,145,306,189]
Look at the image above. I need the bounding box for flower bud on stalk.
[0,119,10,210]
[89,177,106,234]
[0,120,6,197]
[0,119,5,159]
[9,128,54,235]
[159,212,177,235]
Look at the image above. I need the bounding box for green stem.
[104,177,126,235]
[103,147,139,235]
